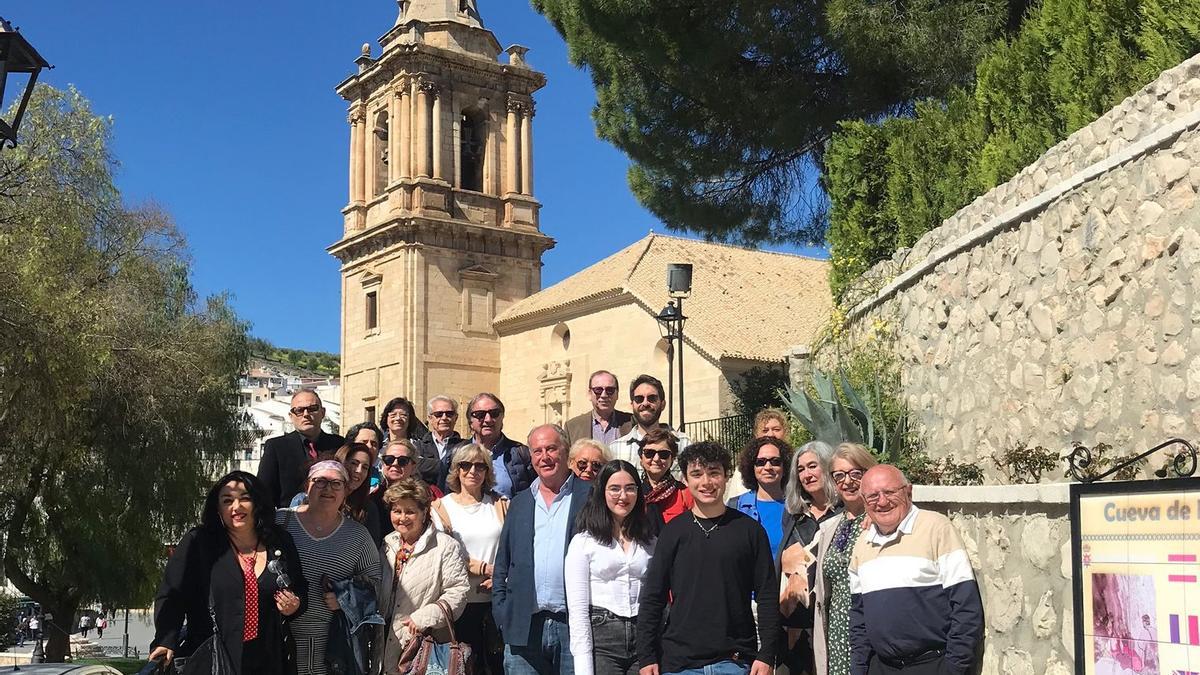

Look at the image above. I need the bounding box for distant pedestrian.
[80,613,92,638]
[97,615,107,639]
[28,614,40,640]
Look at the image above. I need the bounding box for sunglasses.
[290,404,321,416]
[311,478,346,491]
[754,457,783,467]
[575,460,603,473]
[632,394,661,404]
[430,410,457,419]
[641,449,673,461]
[458,461,489,473]
[590,386,618,396]
[469,408,502,420]
[266,558,291,590]
[832,469,865,483]
[381,455,414,467]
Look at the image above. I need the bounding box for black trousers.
[455,601,504,675]
[868,653,945,675]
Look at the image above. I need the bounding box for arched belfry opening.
[373,109,388,196]
[460,108,487,193]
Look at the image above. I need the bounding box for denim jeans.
[504,611,575,675]
[665,659,751,675]
[589,607,638,675]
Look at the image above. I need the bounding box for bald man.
[847,465,984,675]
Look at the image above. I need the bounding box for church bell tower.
[329,0,554,427]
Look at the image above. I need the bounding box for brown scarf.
[643,473,683,505]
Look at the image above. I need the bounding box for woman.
[565,461,656,675]
[335,443,384,546]
[778,441,842,675]
[379,397,419,443]
[754,408,790,441]
[151,471,306,675]
[378,478,470,675]
[728,436,794,557]
[277,461,382,675]
[813,443,877,675]
[637,427,693,524]
[345,422,384,455]
[569,438,611,482]
[429,444,509,675]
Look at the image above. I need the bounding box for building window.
[365,291,378,330]
[460,109,486,192]
[365,406,376,424]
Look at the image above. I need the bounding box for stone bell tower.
[329,0,554,428]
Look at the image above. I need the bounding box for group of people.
[149,371,985,675]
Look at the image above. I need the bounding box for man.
[257,389,345,507]
[564,370,633,445]
[467,392,534,499]
[849,465,984,675]
[413,395,470,489]
[608,374,690,466]
[637,441,779,675]
[493,424,591,675]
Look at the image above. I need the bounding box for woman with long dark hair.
[565,460,656,675]
[334,443,383,545]
[379,398,420,442]
[151,471,307,675]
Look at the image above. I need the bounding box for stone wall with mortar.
[916,485,1074,675]
[833,54,1200,480]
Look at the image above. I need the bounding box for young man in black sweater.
[637,441,780,675]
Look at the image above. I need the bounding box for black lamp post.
[656,263,693,431]
[0,17,50,150]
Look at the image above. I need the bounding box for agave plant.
[778,366,906,462]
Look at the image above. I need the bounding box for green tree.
[530,0,1017,245]
[729,365,789,421]
[0,85,249,661]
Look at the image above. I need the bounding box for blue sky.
[9,1,825,354]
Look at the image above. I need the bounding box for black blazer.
[152,526,308,675]
[412,430,470,490]
[258,431,345,507]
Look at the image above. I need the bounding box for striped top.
[276,508,382,675]
[847,506,983,675]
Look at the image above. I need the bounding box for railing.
[683,414,754,453]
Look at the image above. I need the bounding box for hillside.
[249,338,340,377]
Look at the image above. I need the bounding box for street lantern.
[0,17,51,150]
[655,299,688,430]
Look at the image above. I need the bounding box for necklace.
[692,512,721,538]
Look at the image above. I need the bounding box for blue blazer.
[491,475,592,647]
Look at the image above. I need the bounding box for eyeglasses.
[605,485,639,496]
[641,449,673,461]
[430,410,457,419]
[266,558,291,590]
[311,478,346,491]
[832,469,865,484]
[590,386,618,396]
[863,487,906,504]
[632,394,661,404]
[469,408,502,421]
[575,460,603,473]
[458,461,489,473]
[290,404,321,416]
[754,457,783,467]
[381,455,414,467]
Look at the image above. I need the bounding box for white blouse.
[564,531,655,675]
[433,494,503,604]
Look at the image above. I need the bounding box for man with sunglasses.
[609,374,690,468]
[467,392,534,499]
[413,394,470,489]
[564,370,634,446]
[848,465,983,675]
[258,389,345,507]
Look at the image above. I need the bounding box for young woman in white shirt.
[430,443,510,675]
[565,460,657,675]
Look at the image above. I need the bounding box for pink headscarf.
[307,460,349,482]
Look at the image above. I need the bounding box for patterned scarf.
[642,473,683,505]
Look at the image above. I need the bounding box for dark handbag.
[178,596,236,675]
[397,600,471,675]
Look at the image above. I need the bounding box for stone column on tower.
[506,98,520,194]
[417,80,432,178]
[389,85,402,184]
[350,106,366,204]
[432,86,444,181]
[520,103,534,196]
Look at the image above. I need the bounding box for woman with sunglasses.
[428,444,510,674]
[813,443,877,675]
[278,461,382,675]
[565,460,656,675]
[637,427,692,524]
[568,438,611,483]
[728,436,794,557]
[151,471,306,675]
[334,443,384,547]
[372,439,444,539]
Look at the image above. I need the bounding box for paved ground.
[7,610,157,660]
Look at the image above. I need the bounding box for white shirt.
[564,531,655,675]
[608,426,691,469]
[432,494,503,604]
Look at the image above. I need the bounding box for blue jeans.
[665,660,751,675]
[504,611,575,675]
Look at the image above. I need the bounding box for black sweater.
[637,508,780,672]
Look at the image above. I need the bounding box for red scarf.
[643,474,683,505]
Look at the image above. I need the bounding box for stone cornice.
[328,215,555,266]
[336,42,545,102]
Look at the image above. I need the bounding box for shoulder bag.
[397,600,471,675]
[178,593,236,675]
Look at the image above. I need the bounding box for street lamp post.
[655,263,693,431]
[0,17,51,150]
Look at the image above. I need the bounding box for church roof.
[493,234,832,362]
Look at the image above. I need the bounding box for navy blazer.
[491,475,592,647]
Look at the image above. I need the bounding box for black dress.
[152,526,309,675]
[778,505,843,675]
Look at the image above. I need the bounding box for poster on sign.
[1072,478,1200,675]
